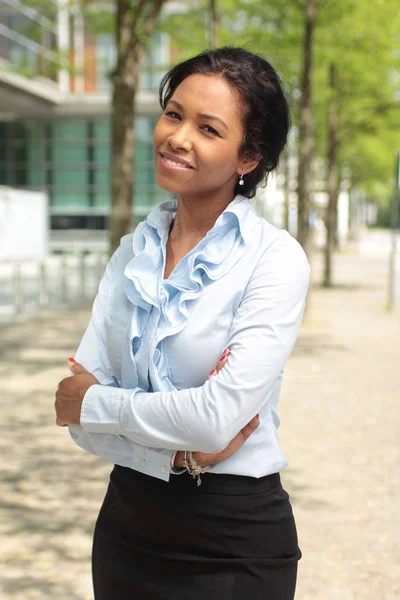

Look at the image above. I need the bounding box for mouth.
[159,151,194,170]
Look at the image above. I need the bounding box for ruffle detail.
[123,196,258,391]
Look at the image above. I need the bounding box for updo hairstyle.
[159,46,290,199]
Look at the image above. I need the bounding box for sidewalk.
[0,242,399,599]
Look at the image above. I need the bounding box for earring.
[239,173,244,186]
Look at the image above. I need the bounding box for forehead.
[170,74,243,122]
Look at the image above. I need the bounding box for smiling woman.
[154,74,253,207]
[57,47,310,600]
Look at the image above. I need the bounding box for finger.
[215,350,230,373]
[67,358,88,375]
[215,356,228,373]
[218,348,230,363]
[240,415,260,440]
[248,414,259,427]
[208,358,229,380]
[208,348,231,379]
[57,377,69,390]
[207,369,217,380]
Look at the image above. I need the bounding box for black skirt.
[92,465,301,600]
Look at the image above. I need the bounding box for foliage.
[162,0,400,218]
[9,0,399,228]
[312,0,400,204]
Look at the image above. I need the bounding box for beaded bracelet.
[183,451,210,486]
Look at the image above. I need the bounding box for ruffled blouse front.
[72,191,310,482]
[123,195,257,393]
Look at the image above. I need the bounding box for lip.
[159,151,194,170]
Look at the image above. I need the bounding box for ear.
[237,153,261,177]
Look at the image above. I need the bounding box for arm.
[80,233,310,453]
[62,351,260,474]
[66,240,177,476]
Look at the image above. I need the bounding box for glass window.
[141,33,169,91]
[92,119,110,208]
[53,120,87,142]
[0,123,8,185]
[93,119,110,141]
[96,35,116,92]
[51,187,89,209]
[51,119,89,208]
[26,122,44,188]
[136,117,153,142]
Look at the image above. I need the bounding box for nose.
[167,124,193,153]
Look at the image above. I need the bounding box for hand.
[194,414,260,468]
[55,358,99,427]
[173,348,260,469]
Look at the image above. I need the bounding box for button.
[161,465,168,474]
[140,459,147,468]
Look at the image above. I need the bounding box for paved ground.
[0,238,399,599]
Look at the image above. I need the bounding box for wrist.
[192,452,212,469]
[173,450,185,469]
[182,451,211,486]
[173,451,210,469]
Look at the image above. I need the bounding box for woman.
[55,46,310,599]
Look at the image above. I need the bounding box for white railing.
[0,251,107,319]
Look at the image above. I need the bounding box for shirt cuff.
[79,385,177,482]
[80,384,123,433]
[170,451,186,475]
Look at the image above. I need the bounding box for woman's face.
[153,74,253,200]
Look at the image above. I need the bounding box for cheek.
[153,120,164,147]
[205,146,239,174]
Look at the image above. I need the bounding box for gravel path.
[0,243,399,599]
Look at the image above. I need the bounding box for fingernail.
[68,357,76,364]
[256,414,259,419]
[209,369,217,376]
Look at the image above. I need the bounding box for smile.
[159,152,194,170]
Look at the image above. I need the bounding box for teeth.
[163,155,190,168]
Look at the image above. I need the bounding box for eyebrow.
[167,99,228,131]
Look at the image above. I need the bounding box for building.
[0,0,171,240]
[0,1,354,253]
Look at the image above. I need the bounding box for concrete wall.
[0,187,48,260]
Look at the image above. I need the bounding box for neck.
[170,188,237,244]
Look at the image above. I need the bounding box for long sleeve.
[68,240,176,481]
[80,233,310,454]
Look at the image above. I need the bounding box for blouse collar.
[144,195,256,246]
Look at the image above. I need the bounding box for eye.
[201,125,220,137]
[165,110,181,120]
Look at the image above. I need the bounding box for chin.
[155,173,183,195]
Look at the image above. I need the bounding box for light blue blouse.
[69,195,310,482]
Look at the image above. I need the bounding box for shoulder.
[251,218,311,288]
[104,233,134,281]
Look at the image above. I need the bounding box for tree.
[313,0,400,285]
[296,0,316,257]
[208,0,219,49]
[323,63,339,287]
[109,0,167,254]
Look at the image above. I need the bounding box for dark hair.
[159,46,290,199]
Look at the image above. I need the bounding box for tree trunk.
[109,0,165,255]
[282,146,290,232]
[208,0,218,49]
[323,63,340,287]
[296,0,316,257]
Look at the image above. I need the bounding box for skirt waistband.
[112,465,281,496]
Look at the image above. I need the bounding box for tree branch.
[143,0,167,37]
